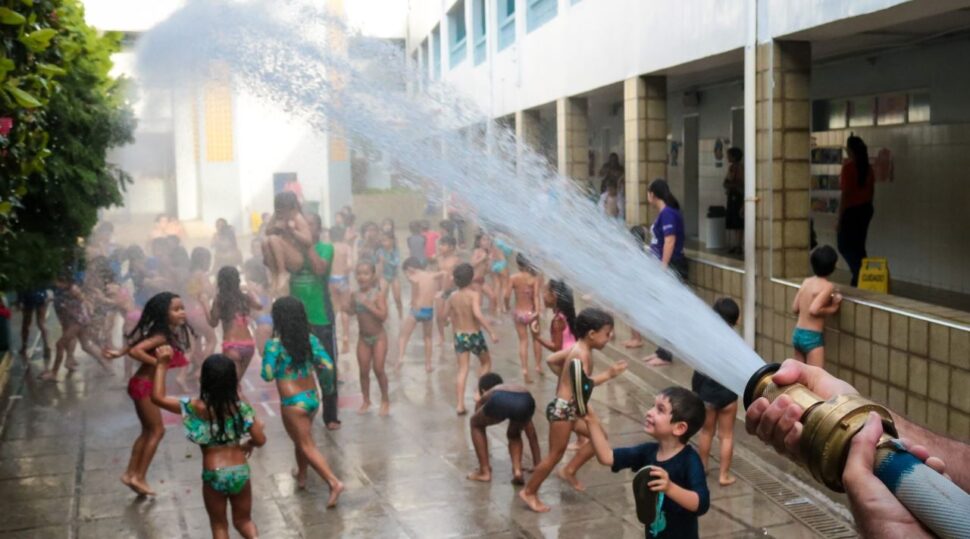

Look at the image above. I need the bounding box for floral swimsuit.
[260,335,335,415]
[181,398,255,495]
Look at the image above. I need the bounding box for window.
[812,90,931,131]
[431,25,441,80]
[497,0,515,51]
[908,92,930,123]
[449,1,467,69]
[527,0,557,33]
[473,0,487,65]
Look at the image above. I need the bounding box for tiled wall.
[812,124,970,294]
[686,256,970,443]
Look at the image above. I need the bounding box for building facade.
[406,0,970,442]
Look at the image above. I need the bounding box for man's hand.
[745,359,856,456]
[843,413,934,539]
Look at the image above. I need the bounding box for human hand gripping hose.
[744,363,970,539]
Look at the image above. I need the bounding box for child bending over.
[467,373,540,485]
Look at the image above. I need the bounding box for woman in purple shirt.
[644,179,688,367]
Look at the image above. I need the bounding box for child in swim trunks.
[396,257,444,373]
[467,373,541,485]
[443,263,498,415]
[261,297,344,506]
[507,254,541,384]
[519,308,627,513]
[351,261,390,416]
[208,266,263,381]
[152,351,266,539]
[792,245,842,368]
[435,235,461,347]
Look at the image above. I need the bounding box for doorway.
[683,115,699,238]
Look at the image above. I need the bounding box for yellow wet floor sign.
[859,257,890,293]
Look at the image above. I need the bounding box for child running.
[396,257,443,373]
[261,297,343,506]
[16,287,50,363]
[692,298,741,487]
[467,373,541,485]
[792,245,842,367]
[350,261,390,416]
[519,308,627,513]
[507,254,541,383]
[262,191,313,296]
[106,292,192,496]
[152,351,266,539]
[187,247,217,379]
[328,225,353,352]
[529,279,577,357]
[40,275,88,380]
[583,387,710,539]
[443,263,497,415]
[376,231,402,318]
[435,235,461,347]
[242,261,274,355]
[208,266,262,380]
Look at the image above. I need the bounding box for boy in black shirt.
[584,387,709,539]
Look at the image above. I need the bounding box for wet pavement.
[0,308,852,538]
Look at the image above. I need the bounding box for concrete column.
[515,109,540,177]
[172,86,200,220]
[756,40,811,279]
[623,76,666,225]
[556,97,588,184]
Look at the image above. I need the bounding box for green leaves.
[0,7,26,25]
[4,83,42,108]
[20,28,58,52]
[0,57,14,82]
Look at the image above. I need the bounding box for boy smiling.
[584,387,709,538]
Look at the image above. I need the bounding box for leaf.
[0,57,14,82]
[4,85,42,108]
[0,201,12,216]
[21,0,33,7]
[0,7,25,25]
[36,62,67,77]
[19,28,58,52]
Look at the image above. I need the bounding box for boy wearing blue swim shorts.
[396,257,445,373]
[792,245,843,368]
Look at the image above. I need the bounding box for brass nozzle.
[744,363,897,492]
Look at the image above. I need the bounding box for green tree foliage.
[0,0,134,288]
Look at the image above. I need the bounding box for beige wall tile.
[928,362,950,405]
[872,309,890,345]
[908,356,928,395]
[950,368,970,414]
[855,305,872,339]
[871,344,889,381]
[839,301,855,334]
[949,411,970,443]
[855,339,872,375]
[929,324,950,362]
[927,401,948,434]
[870,380,888,404]
[951,329,969,370]
[909,319,928,357]
[888,386,907,412]
[890,314,909,351]
[907,395,928,424]
[889,349,908,388]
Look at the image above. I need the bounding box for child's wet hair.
[356,260,376,273]
[402,256,425,271]
[439,235,456,248]
[515,253,532,271]
[453,263,474,288]
[274,191,300,212]
[409,221,421,234]
[478,372,503,394]
[127,291,192,349]
[199,354,245,444]
[658,386,706,444]
[810,245,838,277]
[271,296,312,366]
[629,225,648,244]
[574,307,613,338]
[713,297,740,326]
[548,280,577,336]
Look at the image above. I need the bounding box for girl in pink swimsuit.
[104,291,192,497]
[507,254,542,383]
[208,266,262,382]
[530,279,576,355]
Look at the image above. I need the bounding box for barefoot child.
[519,308,628,513]
[529,279,577,358]
[507,254,541,383]
[262,191,313,295]
[396,257,443,372]
[692,298,740,487]
[208,266,262,380]
[442,263,497,415]
[328,225,353,352]
[792,245,842,367]
[376,232,403,318]
[261,297,343,506]
[16,287,50,363]
[105,292,192,496]
[152,352,266,539]
[351,262,390,416]
[583,388,709,539]
[470,234,496,315]
[467,373,541,485]
[435,235,461,346]
[187,248,217,380]
[40,275,87,380]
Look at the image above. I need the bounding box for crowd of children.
[7,203,856,539]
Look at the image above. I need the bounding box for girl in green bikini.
[261,296,345,506]
[351,261,390,416]
[152,351,266,539]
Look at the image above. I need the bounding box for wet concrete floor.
[0,309,849,538]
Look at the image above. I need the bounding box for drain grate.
[731,456,858,538]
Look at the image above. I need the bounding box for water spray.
[744,363,970,539]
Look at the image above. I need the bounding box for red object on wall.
[0,117,13,137]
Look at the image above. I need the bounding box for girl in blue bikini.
[261,296,344,506]
[152,351,266,539]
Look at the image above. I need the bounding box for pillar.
[556,97,588,184]
[756,40,811,279]
[515,109,540,177]
[624,76,667,225]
